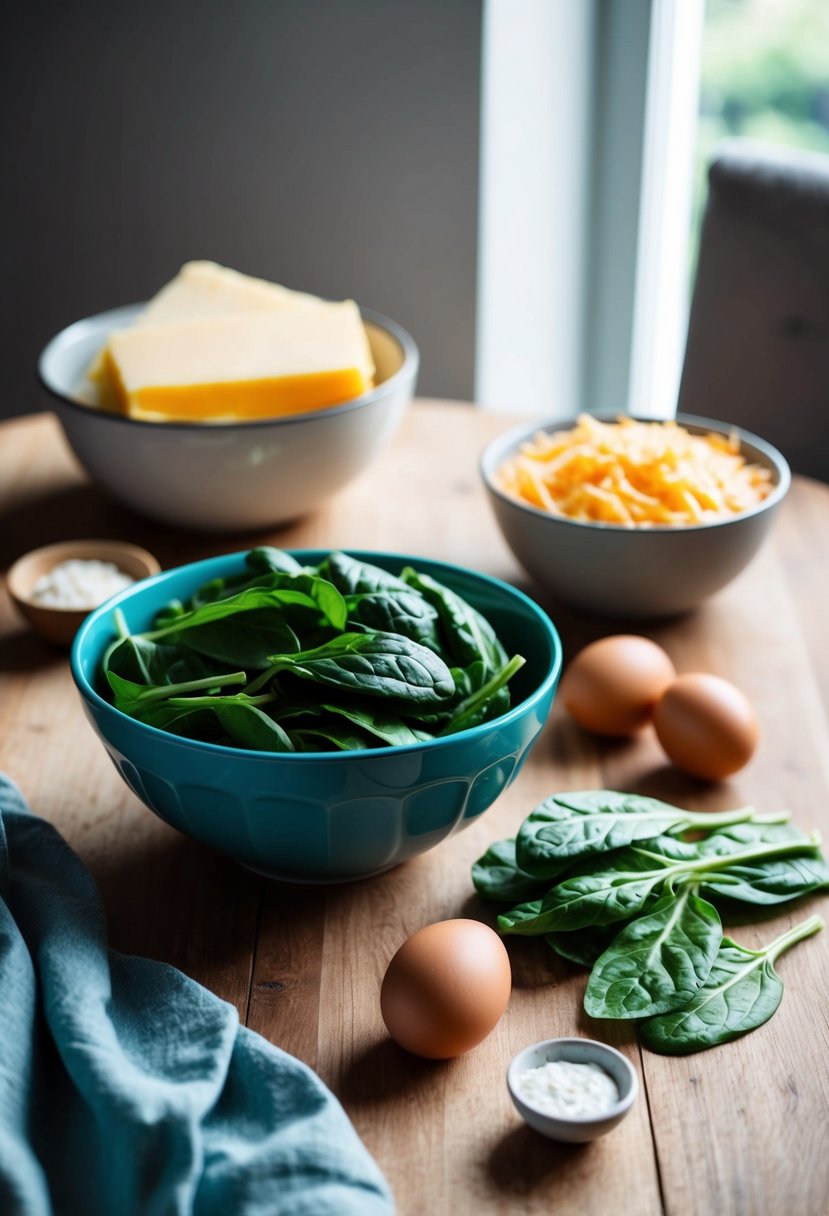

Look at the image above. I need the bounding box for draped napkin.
[0,775,394,1216]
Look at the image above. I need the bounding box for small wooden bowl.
[6,540,161,648]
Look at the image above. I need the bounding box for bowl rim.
[506,1036,639,1126]
[480,411,791,534]
[38,304,420,432]
[70,548,563,762]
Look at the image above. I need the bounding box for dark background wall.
[0,0,481,420]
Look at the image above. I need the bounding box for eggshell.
[380,919,511,1059]
[653,672,759,781]
[561,635,676,737]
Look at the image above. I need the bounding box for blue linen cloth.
[0,775,394,1216]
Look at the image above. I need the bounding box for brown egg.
[561,635,676,737]
[653,672,759,781]
[380,919,511,1059]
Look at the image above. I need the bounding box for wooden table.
[1,402,828,1216]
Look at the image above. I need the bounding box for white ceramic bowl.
[507,1037,638,1143]
[39,304,418,532]
[482,413,790,618]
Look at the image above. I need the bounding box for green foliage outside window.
[692,0,829,272]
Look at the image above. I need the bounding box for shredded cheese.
[496,415,773,527]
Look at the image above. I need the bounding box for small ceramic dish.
[507,1037,638,1143]
[7,539,161,647]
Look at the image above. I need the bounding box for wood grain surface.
[1,403,828,1216]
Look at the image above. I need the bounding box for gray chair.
[679,139,829,481]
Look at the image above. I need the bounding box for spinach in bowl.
[100,548,525,753]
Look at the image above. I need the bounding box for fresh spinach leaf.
[246,547,304,576]
[212,702,294,752]
[145,575,347,640]
[640,915,824,1054]
[584,886,722,1019]
[702,853,829,905]
[319,552,411,596]
[321,702,433,746]
[498,834,818,936]
[439,655,525,735]
[478,788,827,1057]
[105,670,287,748]
[188,549,304,610]
[515,791,761,879]
[263,633,455,704]
[105,634,190,686]
[291,726,373,751]
[189,573,253,609]
[106,669,248,718]
[102,551,518,753]
[346,590,442,649]
[177,610,300,669]
[154,599,186,624]
[472,838,549,904]
[400,567,507,673]
[499,848,676,935]
[544,926,622,968]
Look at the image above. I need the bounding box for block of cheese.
[139,260,320,326]
[103,299,375,422]
[86,262,322,409]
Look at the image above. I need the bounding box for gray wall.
[0,0,482,420]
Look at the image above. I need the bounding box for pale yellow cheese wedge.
[87,262,321,408]
[139,260,320,326]
[105,300,375,422]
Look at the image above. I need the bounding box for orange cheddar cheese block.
[104,300,375,422]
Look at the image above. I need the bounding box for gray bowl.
[481,413,790,618]
[39,303,418,532]
[507,1037,638,1143]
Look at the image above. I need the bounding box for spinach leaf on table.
[639,914,824,1055]
[702,853,829,905]
[651,822,829,905]
[544,926,623,968]
[583,885,722,1019]
[472,838,549,904]
[499,847,678,935]
[498,836,821,936]
[478,787,827,1055]
[515,791,761,879]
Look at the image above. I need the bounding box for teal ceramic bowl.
[71,551,562,882]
